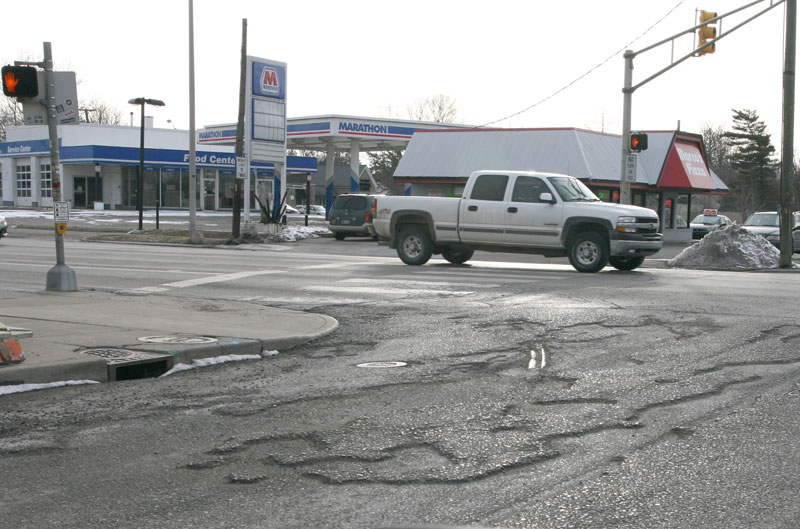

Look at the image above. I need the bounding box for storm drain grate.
[82,348,173,381]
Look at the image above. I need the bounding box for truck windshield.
[549,177,600,202]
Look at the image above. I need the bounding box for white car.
[690,211,732,239]
[741,211,800,252]
[0,214,7,239]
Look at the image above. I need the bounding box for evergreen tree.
[723,109,778,219]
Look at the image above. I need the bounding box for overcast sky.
[1,0,793,153]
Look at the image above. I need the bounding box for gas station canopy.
[199,114,470,153]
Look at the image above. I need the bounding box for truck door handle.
[468,205,478,212]
[507,207,518,213]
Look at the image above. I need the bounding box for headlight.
[616,216,637,233]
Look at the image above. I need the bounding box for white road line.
[338,278,501,289]
[0,261,213,275]
[301,285,474,296]
[162,269,283,288]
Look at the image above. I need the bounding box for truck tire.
[397,226,433,265]
[442,248,474,264]
[609,256,645,271]
[568,232,609,273]
[334,233,346,240]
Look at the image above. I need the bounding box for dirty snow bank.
[669,224,790,270]
[269,224,330,242]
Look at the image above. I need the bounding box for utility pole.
[187,0,201,244]
[43,42,77,292]
[232,18,247,240]
[780,0,796,268]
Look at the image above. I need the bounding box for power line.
[480,1,687,128]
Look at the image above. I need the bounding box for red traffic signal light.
[630,133,648,151]
[2,65,39,98]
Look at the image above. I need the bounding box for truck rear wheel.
[609,256,645,271]
[397,226,433,265]
[568,232,609,273]
[442,248,474,264]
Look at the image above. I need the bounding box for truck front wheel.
[568,232,609,273]
[397,226,433,265]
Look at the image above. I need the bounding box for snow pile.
[270,224,330,242]
[159,350,279,377]
[669,224,787,270]
[0,380,99,396]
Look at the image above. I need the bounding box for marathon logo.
[339,122,389,134]
[260,66,280,96]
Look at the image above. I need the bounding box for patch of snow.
[160,350,279,377]
[668,224,792,270]
[0,380,99,396]
[270,225,331,242]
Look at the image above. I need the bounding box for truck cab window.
[469,174,508,201]
[512,176,549,203]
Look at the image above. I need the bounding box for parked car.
[309,205,326,216]
[328,194,378,240]
[741,211,800,252]
[0,214,6,239]
[690,210,732,239]
[298,205,326,216]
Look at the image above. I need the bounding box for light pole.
[128,97,165,231]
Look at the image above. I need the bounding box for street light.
[128,97,165,231]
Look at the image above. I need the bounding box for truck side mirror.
[539,192,556,204]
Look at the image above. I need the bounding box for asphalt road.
[1,234,799,529]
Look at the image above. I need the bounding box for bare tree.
[701,123,733,186]
[407,94,459,124]
[0,97,24,141]
[79,97,123,125]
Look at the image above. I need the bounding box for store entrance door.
[73,176,102,208]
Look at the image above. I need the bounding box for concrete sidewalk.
[0,289,338,386]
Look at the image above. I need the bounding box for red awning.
[658,140,715,190]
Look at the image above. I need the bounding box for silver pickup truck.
[372,170,663,273]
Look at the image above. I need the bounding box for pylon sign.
[246,56,287,164]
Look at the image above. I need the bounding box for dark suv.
[328,194,377,240]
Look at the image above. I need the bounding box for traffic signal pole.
[620,51,634,206]
[619,0,784,204]
[43,42,77,292]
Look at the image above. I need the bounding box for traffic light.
[697,10,717,56]
[630,133,648,152]
[1,65,38,98]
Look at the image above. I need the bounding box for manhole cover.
[356,361,407,368]
[82,348,169,365]
[137,335,219,345]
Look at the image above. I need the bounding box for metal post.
[43,42,77,291]
[781,0,796,267]
[305,173,311,227]
[620,50,634,205]
[137,101,145,231]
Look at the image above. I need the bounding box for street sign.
[236,156,247,179]
[625,154,637,182]
[53,201,70,222]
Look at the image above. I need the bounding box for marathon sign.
[337,121,415,138]
[251,60,286,100]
